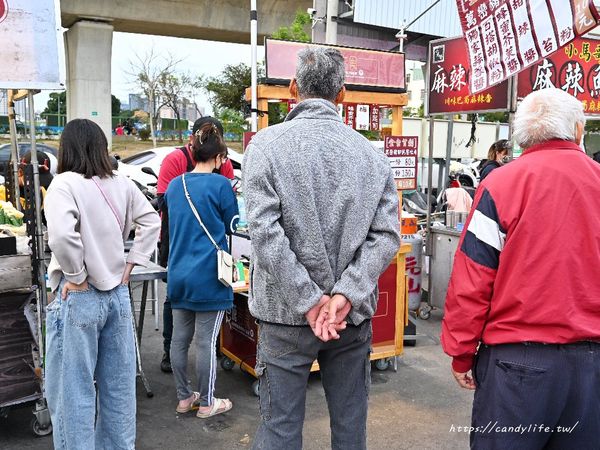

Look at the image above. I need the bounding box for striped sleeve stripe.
[460,188,504,270]
[467,210,506,252]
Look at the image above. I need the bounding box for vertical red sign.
[370,105,380,131]
[0,0,7,23]
[243,132,256,151]
[517,36,600,115]
[345,104,357,129]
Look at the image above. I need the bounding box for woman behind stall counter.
[479,139,511,182]
[43,119,160,449]
[165,122,239,419]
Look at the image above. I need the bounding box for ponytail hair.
[487,139,511,161]
[191,122,227,162]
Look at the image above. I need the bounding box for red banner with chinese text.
[517,36,600,115]
[455,0,600,94]
[428,36,510,115]
[266,39,405,91]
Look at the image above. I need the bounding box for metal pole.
[398,26,407,53]
[7,90,21,209]
[425,116,435,257]
[250,0,258,132]
[57,93,61,127]
[443,115,454,186]
[27,90,48,383]
[325,0,338,45]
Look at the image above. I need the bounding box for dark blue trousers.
[471,342,600,450]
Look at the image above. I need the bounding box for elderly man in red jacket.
[442,87,600,450]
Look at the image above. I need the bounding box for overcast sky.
[37,31,265,116]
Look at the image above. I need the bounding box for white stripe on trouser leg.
[208,310,224,405]
[467,209,506,251]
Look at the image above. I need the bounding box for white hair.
[513,88,585,149]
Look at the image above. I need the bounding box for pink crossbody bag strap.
[92,176,124,232]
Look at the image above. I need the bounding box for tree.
[203,63,259,112]
[43,92,66,115]
[112,95,121,116]
[159,72,192,143]
[479,111,509,122]
[271,10,311,42]
[43,92,122,126]
[128,49,181,147]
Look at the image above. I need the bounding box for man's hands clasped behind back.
[305,294,352,342]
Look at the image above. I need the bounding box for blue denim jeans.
[45,281,136,450]
[252,320,372,450]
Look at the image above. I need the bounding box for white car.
[117,146,243,193]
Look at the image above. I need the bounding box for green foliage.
[215,107,247,138]
[138,127,151,141]
[112,95,121,116]
[268,103,288,126]
[271,10,312,42]
[203,63,260,112]
[402,103,425,118]
[479,111,509,122]
[43,91,121,117]
[43,92,66,115]
[357,130,381,141]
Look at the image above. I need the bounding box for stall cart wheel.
[252,380,260,397]
[418,305,431,320]
[375,358,390,371]
[221,357,235,371]
[31,417,52,437]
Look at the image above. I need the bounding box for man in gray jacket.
[243,47,401,450]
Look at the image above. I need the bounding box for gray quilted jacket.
[242,98,401,326]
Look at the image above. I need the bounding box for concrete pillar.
[65,20,114,148]
[325,0,338,44]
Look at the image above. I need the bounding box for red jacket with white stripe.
[441,139,600,372]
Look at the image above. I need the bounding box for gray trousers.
[252,320,372,450]
[170,309,225,406]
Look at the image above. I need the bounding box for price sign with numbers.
[384,136,419,191]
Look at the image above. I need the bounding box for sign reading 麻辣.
[384,136,418,191]
[517,36,600,115]
[455,0,599,94]
[427,36,510,115]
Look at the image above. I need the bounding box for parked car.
[117,145,243,193]
[0,143,58,183]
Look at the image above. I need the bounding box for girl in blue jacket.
[165,122,239,418]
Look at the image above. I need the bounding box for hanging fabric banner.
[455,0,600,94]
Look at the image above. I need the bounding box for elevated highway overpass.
[60,0,309,145]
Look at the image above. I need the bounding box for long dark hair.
[191,123,227,163]
[58,119,114,178]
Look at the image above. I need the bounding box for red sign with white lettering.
[345,104,357,129]
[428,36,510,115]
[384,136,419,191]
[455,0,600,93]
[370,105,380,131]
[517,36,600,115]
[266,39,405,91]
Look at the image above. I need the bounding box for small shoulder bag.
[181,174,234,287]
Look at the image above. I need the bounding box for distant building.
[405,61,426,110]
[128,93,149,112]
[129,93,203,122]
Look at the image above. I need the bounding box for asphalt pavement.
[0,282,473,450]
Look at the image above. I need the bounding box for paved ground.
[0,283,473,449]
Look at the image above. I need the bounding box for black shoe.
[161,353,172,373]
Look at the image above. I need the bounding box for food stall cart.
[218,52,412,391]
